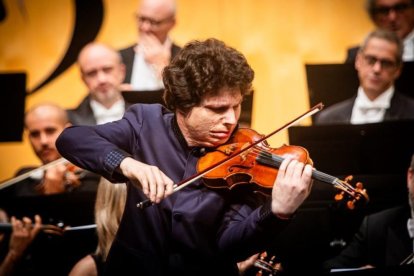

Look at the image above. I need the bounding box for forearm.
[56,125,130,181]
[0,250,22,276]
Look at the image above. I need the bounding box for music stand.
[0,72,26,142]
[122,89,165,105]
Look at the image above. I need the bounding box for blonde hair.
[94,178,127,260]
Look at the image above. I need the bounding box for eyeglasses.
[136,14,174,27]
[373,3,413,17]
[361,53,398,70]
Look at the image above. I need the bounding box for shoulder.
[345,45,359,63]
[392,92,414,105]
[67,96,91,115]
[119,45,136,56]
[364,205,409,227]
[68,254,97,276]
[171,42,182,57]
[314,98,355,124]
[125,103,169,115]
[124,103,172,123]
[15,166,38,176]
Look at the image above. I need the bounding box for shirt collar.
[90,99,125,124]
[354,86,394,110]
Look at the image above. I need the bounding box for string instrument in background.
[253,251,282,275]
[400,253,414,265]
[0,222,96,235]
[0,157,88,192]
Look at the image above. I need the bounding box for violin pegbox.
[334,175,369,210]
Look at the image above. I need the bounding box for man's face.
[373,0,414,39]
[25,108,68,164]
[79,46,125,106]
[177,88,242,148]
[136,1,175,43]
[355,37,401,98]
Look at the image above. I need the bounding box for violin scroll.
[254,251,282,275]
[333,176,369,210]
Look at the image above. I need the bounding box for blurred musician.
[0,103,99,197]
[323,153,414,271]
[0,103,100,275]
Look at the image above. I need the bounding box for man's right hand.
[120,157,174,203]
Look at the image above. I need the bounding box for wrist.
[7,249,23,261]
[271,201,295,220]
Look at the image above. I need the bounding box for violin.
[254,251,282,276]
[137,103,368,209]
[0,158,87,194]
[197,128,369,209]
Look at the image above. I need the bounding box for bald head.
[78,42,123,74]
[25,103,69,128]
[25,103,70,164]
[77,42,125,108]
[136,0,177,43]
[138,0,176,15]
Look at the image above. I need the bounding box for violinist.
[56,38,314,276]
[0,103,99,197]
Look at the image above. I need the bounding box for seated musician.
[0,103,99,197]
[0,103,100,275]
[315,29,414,125]
[0,208,43,275]
[323,153,414,271]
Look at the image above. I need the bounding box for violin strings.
[242,146,358,197]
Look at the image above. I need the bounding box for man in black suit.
[346,0,414,63]
[119,0,181,91]
[68,42,129,126]
[315,29,414,125]
[323,153,414,270]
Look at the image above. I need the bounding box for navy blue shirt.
[56,104,289,275]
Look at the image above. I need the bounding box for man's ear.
[355,51,362,71]
[407,167,414,187]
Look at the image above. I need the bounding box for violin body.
[197,128,368,208]
[197,128,312,192]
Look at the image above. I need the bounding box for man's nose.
[387,9,398,21]
[139,21,152,32]
[372,60,383,72]
[96,70,108,82]
[223,109,237,124]
[39,133,50,145]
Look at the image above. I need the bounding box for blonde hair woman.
[69,178,126,276]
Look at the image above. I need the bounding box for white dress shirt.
[350,86,394,124]
[403,29,414,62]
[90,99,125,125]
[130,39,172,91]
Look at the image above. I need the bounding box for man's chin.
[40,155,60,164]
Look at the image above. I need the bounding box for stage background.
[0,0,372,181]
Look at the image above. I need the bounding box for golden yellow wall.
[0,0,373,181]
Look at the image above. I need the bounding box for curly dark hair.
[162,38,254,112]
